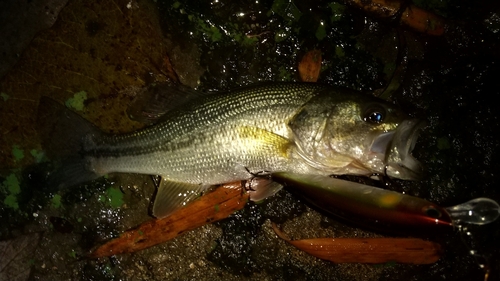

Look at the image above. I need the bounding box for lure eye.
[423,206,442,218]
[363,105,386,124]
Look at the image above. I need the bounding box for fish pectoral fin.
[152,178,208,218]
[246,177,283,202]
[237,126,291,157]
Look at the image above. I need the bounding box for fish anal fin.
[152,178,208,218]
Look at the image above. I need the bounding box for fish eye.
[363,105,386,124]
[423,206,442,218]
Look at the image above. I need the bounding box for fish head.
[289,89,423,180]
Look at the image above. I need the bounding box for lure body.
[272,172,453,233]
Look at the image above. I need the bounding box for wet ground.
[1,0,500,280]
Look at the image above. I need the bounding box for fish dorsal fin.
[152,178,208,218]
[127,82,209,125]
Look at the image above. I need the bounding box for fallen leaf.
[0,0,68,78]
[0,233,40,281]
[90,182,249,257]
[0,0,178,170]
[345,0,445,36]
[400,5,445,36]
[298,49,322,82]
[272,223,442,264]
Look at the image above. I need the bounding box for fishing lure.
[271,172,499,233]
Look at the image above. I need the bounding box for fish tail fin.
[46,157,100,189]
[37,97,102,189]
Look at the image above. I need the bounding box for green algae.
[269,0,302,23]
[106,187,124,208]
[2,174,21,210]
[329,2,345,22]
[4,194,19,209]
[30,149,45,163]
[0,92,9,101]
[51,194,62,209]
[99,186,124,208]
[65,91,87,111]
[12,145,24,162]
[4,174,20,194]
[335,45,345,58]
[68,249,77,258]
[437,136,451,150]
[315,22,327,41]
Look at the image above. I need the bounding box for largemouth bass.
[37,82,423,218]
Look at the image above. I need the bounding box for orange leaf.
[401,5,445,36]
[345,0,445,36]
[90,182,249,258]
[272,223,442,264]
[298,49,322,82]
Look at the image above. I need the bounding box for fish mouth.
[371,119,425,180]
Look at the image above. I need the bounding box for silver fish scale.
[85,83,326,156]
[87,83,328,183]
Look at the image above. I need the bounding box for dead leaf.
[272,223,442,264]
[400,5,445,36]
[0,0,178,170]
[0,0,68,79]
[298,49,322,82]
[0,233,40,281]
[345,0,445,36]
[90,182,249,258]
